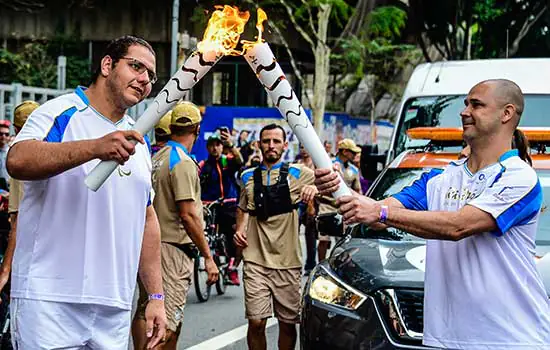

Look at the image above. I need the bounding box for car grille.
[394,289,424,334]
[375,288,424,342]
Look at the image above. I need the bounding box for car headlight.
[308,265,366,310]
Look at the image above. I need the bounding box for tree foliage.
[335,5,420,122]
[409,0,549,60]
[0,34,91,88]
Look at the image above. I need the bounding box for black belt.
[249,203,300,217]
[164,242,197,259]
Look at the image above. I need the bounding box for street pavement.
[130,231,333,349]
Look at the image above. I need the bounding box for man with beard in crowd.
[233,124,318,350]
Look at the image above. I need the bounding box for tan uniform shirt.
[152,141,203,244]
[8,177,23,213]
[239,162,314,269]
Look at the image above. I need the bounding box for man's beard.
[264,151,281,163]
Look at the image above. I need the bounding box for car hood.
[327,238,426,294]
[328,237,550,296]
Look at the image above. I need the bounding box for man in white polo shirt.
[315,79,550,349]
[6,36,166,349]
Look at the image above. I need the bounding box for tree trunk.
[312,3,332,140]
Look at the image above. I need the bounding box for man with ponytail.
[460,128,532,166]
[316,79,550,349]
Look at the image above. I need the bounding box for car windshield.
[360,167,550,245]
[393,95,550,156]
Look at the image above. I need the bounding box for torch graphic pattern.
[244,43,350,198]
[84,51,222,191]
[135,51,221,135]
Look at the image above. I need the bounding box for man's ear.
[501,103,516,124]
[283,140,289,151]
[100,56,113,78]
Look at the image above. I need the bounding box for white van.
[386,58,550,162]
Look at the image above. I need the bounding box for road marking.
[185,318,278,350]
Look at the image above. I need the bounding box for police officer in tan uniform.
[234,124,318,350]
[317,138,362,261]
[0,101,39,300]
[132,102,218,350]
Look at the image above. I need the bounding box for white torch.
[242,12,350,198]
[85,5,251,191]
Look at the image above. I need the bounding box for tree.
[0,43,57,88]
[338,6,420,140]
[408,0,549,61]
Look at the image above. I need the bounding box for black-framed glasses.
[120,57,157,84]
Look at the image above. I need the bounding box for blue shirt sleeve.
[392,169,443,211]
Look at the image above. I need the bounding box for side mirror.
[316,212,344,237]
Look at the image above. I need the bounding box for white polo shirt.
[11,87,152,310]
[394,150,550,349]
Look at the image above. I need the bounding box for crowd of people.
[0,33,548,350]
[145,103,367,348]
[0,35,370,350]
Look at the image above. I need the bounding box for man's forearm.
[0,213,18,276]
[7,140,97,180]
[181,213,212,259]
[139,206,163,295]
[236,207,248,232]
[385,206,467,241]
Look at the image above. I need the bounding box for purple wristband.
[379,205,389,223]
[148,293,165,301]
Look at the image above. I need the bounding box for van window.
[393,95,550,157]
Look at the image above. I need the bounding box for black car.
[300,153,550,349]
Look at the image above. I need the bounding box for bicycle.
[193,198,232,302]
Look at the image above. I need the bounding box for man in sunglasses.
[6,35,166,349]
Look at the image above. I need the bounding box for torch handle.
[84,139,139,191]
[84,51,221,191]
[84,160,121,191]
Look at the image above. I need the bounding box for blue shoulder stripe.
[348,164,359,175]
[44,106,78,142]
[169,147,182,171]
[144,135,152,156]
[495,180,543,236]
[241,168,255,184]
[289,166,301,180]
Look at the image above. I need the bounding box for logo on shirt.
[117,166,132,177]
[493,186,515,202]
[445,187,478,202]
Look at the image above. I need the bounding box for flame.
[196,5,250,56]
[256,8,268,43]
[242,8,268,51]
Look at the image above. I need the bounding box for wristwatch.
[148,293,165,301]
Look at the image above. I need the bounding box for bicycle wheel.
[194,255,211,302]
[215,255,227,295]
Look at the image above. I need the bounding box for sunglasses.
[120,57,157,84]
[0,133,9,137]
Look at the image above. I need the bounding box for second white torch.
[243,42,350,198]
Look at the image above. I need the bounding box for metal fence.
[0,83,72,125]
[0,83,153,126]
